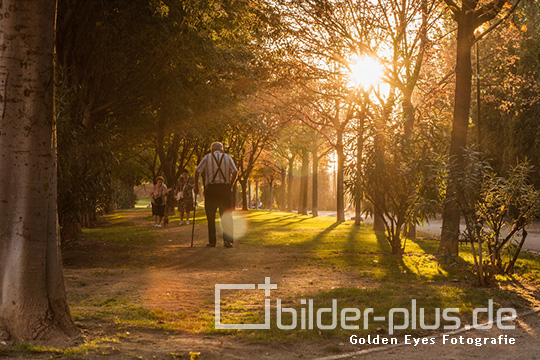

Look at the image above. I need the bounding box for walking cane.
[190,194,197,247]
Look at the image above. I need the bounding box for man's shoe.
[224,242,233,248]
[186,220,190,225]
[206,244,216,247]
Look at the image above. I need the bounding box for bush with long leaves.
[453,150,540,286]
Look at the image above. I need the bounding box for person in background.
[175,169,195,225]
[194,142,237,248]
[150,176,171,227]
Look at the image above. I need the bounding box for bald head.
[211,142,223,153]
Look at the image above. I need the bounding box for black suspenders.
[211,152,226,184]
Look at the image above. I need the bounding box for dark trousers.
[204,184,234,245]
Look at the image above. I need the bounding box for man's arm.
[230,170,238,184]
[194,155,207,195]
[228,155,238,184]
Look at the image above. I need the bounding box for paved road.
[413,218,540,253]
[311,211,540,253]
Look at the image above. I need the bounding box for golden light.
[348,55,383,89]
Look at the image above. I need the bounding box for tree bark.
[336,131,345,223]
[372,125,385,231]
[286,156,295,212]
[267,179,274,210]
[439,12,475,257]
[311,150,319,217]
[0,0,79,341]
[299,150,309,215]
[248,180,252,208]
[240,180,249,211]
[373,203,386,231]
[280,168,286,211]
[438,0,510,257]
[255,180,259,209]
[355,116,364,225]
[403,92,416,239]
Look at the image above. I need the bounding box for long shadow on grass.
[344,225,362,253]
[343,225,388,253]
[245,211,296,219]
[299,223,419,283]
[373,232,415,281]
[262,214,312,226]
[407,236,476,282]
[307,222,341,245]
[242,212,320,233]
[241,211,270,219]
[408,235,439,254]
[337,226,391,279]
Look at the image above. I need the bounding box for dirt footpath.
[57,210,374,359]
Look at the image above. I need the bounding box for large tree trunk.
[311,150,319,217]
[267,179,274,210]
[299,150,309,215]
[439,13,475,257]
[280,168,286,211]
[355,118,364,226]
[372,131,385,231]
[255,180,259,209]
[372,89,391,232]
[373,203,386,231]
[336,131,345,223]
[403,94,416,239]
[0,0,78,341]
[438,0,510,258]
[248,180,252,208]
[286,157,294,212]
[240,180,249,211]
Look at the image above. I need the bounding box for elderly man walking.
[194,142,238,248]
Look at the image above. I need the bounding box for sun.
[348,55,383,89]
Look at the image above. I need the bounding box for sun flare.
[348,56,383,89]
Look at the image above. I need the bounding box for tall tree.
[439,0,521,257]
[0,1,78,340]
[299,148,310,215]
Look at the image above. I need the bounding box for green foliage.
[55,0,274,242]
[478,1,540,183]
[454,150,540,285]
[56,70,119,243]
[0,338,111,357]
[351,119,444,255]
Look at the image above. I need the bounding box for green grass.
[238,211,465,282]
[135,198,151,208]
[66,208,540,343]
[82,225,155,245]
[0,337,119,358]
